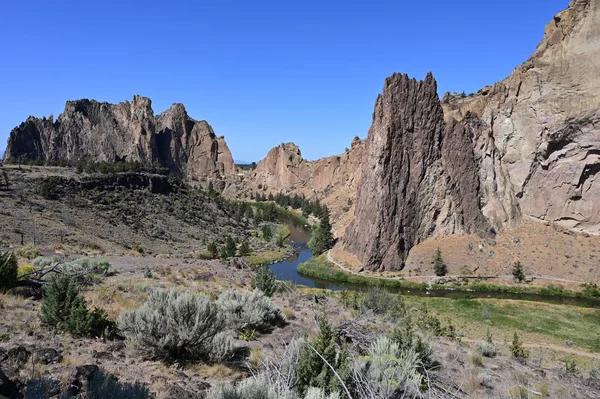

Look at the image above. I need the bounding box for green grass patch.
[297,255,428,290]
[245,246,293,267]
[412,297,600,352]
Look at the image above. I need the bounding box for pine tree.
[307,212,334,255]
[510,332,528,361]
[433,248,447,276]
[261,225,272,240]
[41,274,82,330]
[238,240,251,256]
[224,236,237,258]
[512,261,525,283]
[252,266,277,297]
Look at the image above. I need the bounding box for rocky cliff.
[3,96,237,180]
[340,74,490,271]
[340,0,600,271]
[229,138,365,234]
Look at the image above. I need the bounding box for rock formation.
[341,74,490,271]
[341,0,600,271]
[3,96,237,180]
[231,138,366,234]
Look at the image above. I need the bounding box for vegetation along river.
[269,220,600,308]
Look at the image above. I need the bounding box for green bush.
[475,341,497,358]
[216,289,283,332]
[238,240,251,256]
[262,225,272,240]
[296,317,350,395]
[0,252,18,291]
[119,288,232,363]
[40,274,115,338]
[41,274,85,331]
[510,332,529,362]
[389,324,436,374]
[307,213,334,255]
[252,266,277,297]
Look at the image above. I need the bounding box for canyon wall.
[3,96,237,180]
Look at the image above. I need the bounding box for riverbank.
[297,254,600,304]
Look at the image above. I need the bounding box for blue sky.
[0,0,567,161]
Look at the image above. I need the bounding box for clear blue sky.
[0,0,567,162]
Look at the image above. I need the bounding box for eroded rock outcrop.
[342,74,490,271]
[3,96,237,180]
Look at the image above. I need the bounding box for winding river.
[269,221,600,308]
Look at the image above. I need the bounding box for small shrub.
[536,383,550,396]
[17,265,35,280]
[468,351,483,367]
[477,372,493,388]
[282,308,296,320]
[296,317,350,396]
[564,358,578,374]
[248,347,262,368]
[224,236,237,258]
[252,266,277,297]
[240,328,256,341]
[205,375,297,399]
[475,341,497,358]
[207,242,220,259]
[261,225,272,240]
[361,288,395,315]
[353,336,422,398]
[217,289,283,332]
[119,288,232,363]
[510,332,529,362]
[87,368,151,399]
[14,245,41,260]
[0,252,18,291]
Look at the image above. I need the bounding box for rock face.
[342,74,490,271]
[342,0,600,271]
[232,138,366,234]
[444,0,600,233]
[3,96,237,180]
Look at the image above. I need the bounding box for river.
[268,221,600,308]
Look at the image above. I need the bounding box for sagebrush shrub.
[205,375,298,399]
[352,336,422,398]
[119,288,232,363]
[0,251,18,291]
[217,289,283,332]
[252,266,277,297]
[475,341,497,357]
[33,256,115,284]
[87,369,151,399]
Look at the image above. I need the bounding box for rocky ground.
[1,253,599,398]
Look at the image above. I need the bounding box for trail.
[326,250,584,284]
[460,338,600,360]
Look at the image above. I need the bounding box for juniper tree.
[0,252,17,291]
[296,317,350,395]
[238,240,251,256]
[433,248,447,277]
[307,212,334,255]
[512,261,525,283]
[252,266,277,297]
[225,236,237,258]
